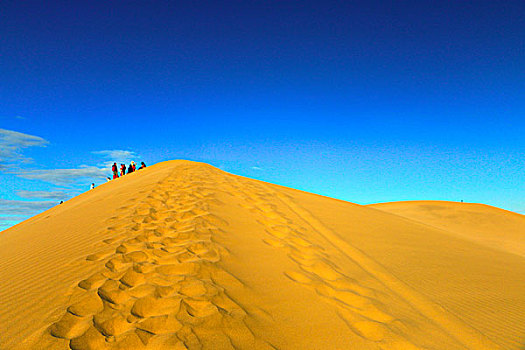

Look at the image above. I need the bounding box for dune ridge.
[369,201,525,258]
[1,160,524,349]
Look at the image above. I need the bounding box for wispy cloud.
[0,130,118,230]
[0,128,48,165]
[0,142,132,197]
[0,115,25,120]
[0,199,57,231]
[0,215,28,231]
[93,150,138,167]
[17,190,69,200]
[0,132,118,184]
[0,216,26,223]
[93,150,137,159]
[15,166,107,185]
[0,199,56,216]
[251,166,263,171]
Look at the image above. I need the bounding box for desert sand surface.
[1,160,524,349]
[369,201,525,258]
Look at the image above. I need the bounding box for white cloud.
[251,166,263,171]
[92,150,139,168]
[0,215,26,223]
[0,199,56,216]
[0,215,28,231]
[93,150,136,159]
[0,199,58,231]
[0,128,48,165]
[17,190,69,200]
[0,143,131,189]
[16,166,107,185]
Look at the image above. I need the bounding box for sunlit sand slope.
[1,160,524,349]
[369,201,525,258]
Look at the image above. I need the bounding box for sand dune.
[369,201,525,258]
[1,160,524,349]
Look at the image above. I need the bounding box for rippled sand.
[1,160,523,349]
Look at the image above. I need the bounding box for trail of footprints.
[47,165,435,349]
[226,178,422,350]
[48,169,257,349]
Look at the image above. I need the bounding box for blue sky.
[1,1,524,230]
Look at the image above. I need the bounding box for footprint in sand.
[46,170,260,349]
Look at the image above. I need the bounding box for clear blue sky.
[1,0,524,229]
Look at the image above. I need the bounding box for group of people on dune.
[109,161,146,180]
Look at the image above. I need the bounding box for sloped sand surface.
[1,160,524,349]
[369,201,525,258]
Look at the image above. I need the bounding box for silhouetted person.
[131,161,136,172]
[120,164,126,176]
[112,163,119,179]
[128,163,134,174]
[138,162,146,170]
[90,183,95,190]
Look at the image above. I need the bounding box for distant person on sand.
[127,163,134,174]
[120,164,126,176]
[131,161,136,172]
[90,183,95,190]
[138,162,146,170]
[112,163,119,179]
[106,177,111,182]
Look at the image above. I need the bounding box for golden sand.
[1,160,523,349]
[369,200,525,258]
